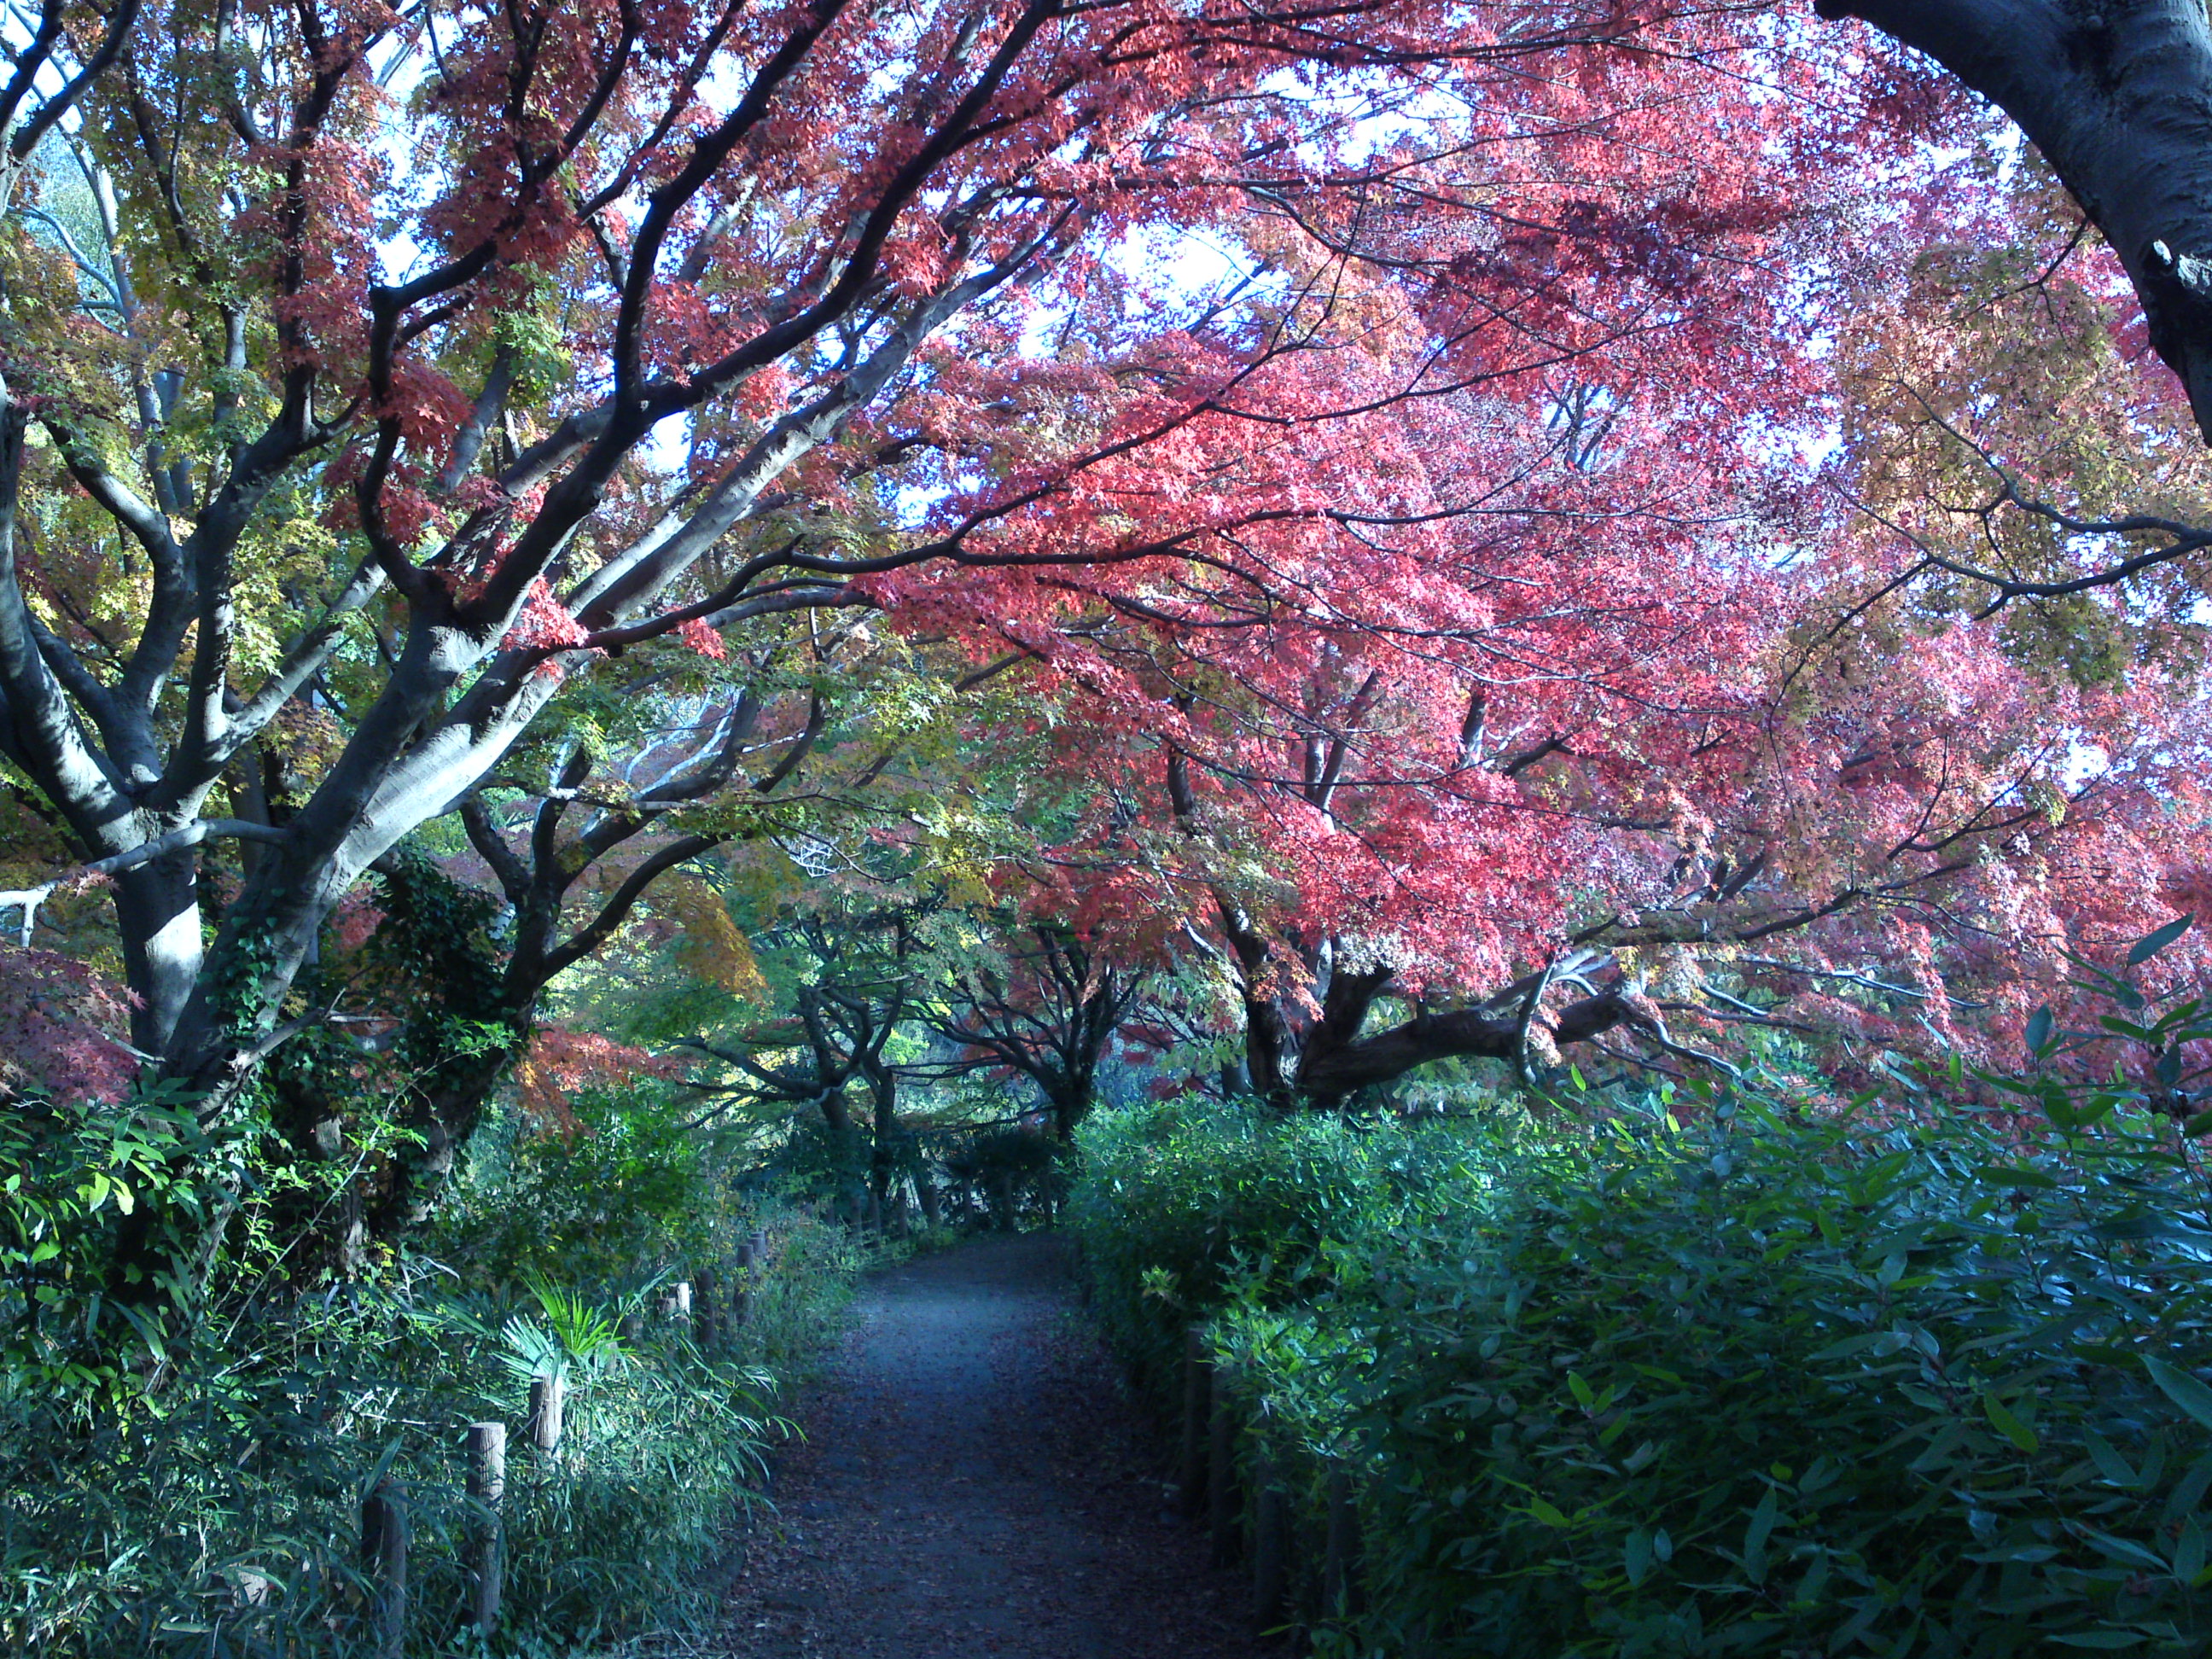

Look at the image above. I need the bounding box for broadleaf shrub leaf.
[1974,1164,2058,1190]
[1982,1393,2039,1453]
[2145,1356,2212,1435]
[2129,916,2193,965]
[2050,1633,2161,1650]
[1624,1528,1652,1586]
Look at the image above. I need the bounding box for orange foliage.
[513,1027,679,1135]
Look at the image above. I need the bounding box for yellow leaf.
[667,878,771,1002]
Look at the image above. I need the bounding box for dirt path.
[712,1233,1274,1659]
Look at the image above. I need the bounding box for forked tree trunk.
[1033,1070,1098,1142]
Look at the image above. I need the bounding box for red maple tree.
[0,1,2203,1157]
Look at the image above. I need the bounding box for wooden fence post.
[1253,1441,1289,1633]
[358,1479,407,1659]
[463,1422,506,1636]
[1323,1464,1362,1622]
[526,1374,565,1455]
[1179,1325,1211,1517]
[731,1239,754,1329]
[1208,1382,1241,1569]
[694,1267,719,1346]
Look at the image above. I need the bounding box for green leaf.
[1981,1392,2039,1453]
[1568,1371,1595,1411]
[2077,1528,2168,1570]
[2081,1428,2139,1488]
[2145,1355,2212,1435]
[1624,1528,1653,1586]
[2184,1110,2212,1139]
[2091,1214,2212,1244]
[2025,1005,2054,1053]
[2129,915,2193,965]
[1809,1332,1888,1361]
[2174,1515,2205,1584]
[2051,1633,2161,1650]
[1974,1164,2058,1190]
[1742,1486,1780,1585]
[1526,1497,1570,1528]
[2162,1451,2212,1526]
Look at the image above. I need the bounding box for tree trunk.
[1046,1077,1093,1141]
[868,1067,899,1223]
[113,852,204,1056]
[1821,0,2212,441]
[1242,992,1301,1111]
[1291,978,1645,1108]
[368,1044,521,1235]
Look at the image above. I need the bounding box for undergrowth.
[0,1079,869,1657]
[1073,946,2212,1656]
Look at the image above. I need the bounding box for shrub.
[0,1079,224,1404]
[0,1011,871,1654]
[0,1238,831,1654]
[434,1080,752,1290]
[1077,1072,2212,1654]
[1068,1093,1507,1396]
[1258,1088,2212,1656]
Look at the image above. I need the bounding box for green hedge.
[1074,1085,2212,1656]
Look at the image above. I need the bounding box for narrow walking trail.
[714,1233,1275,1659]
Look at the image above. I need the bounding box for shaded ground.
[712,1232,1275,1659]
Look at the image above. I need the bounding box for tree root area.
[713,1232,1278,1658]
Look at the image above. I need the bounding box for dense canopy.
[1,0,2211,1399]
